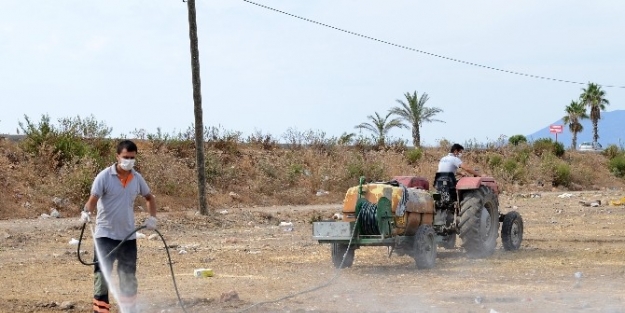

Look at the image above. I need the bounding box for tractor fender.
[456,177,499,194]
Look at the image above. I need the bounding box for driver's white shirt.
[437,153,462,173]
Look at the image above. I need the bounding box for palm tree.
[389,91,444,148]
[580,82,609,145]
[562,100,588,149]
[354,112,407,147]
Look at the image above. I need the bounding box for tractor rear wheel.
[501,211,523,251]
[458,186,499,258]
[413,224,437,269]
[331,243,354,268]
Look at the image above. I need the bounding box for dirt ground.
[1,190,625,313]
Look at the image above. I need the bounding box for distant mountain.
[527,110,624,148]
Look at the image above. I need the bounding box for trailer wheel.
[413,224,437,269]
[501,211,523,251]
[331,243,354,268]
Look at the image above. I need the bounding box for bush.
[488,154,503,169]
[532,138,564,157]
[509,135,527,146]
[502,159,518,175]
[553,141,565,157]
[405,148,423,165]
[609,156,625,178]
[553,163,572,187]
[514,147,531,165]
[603,145,621,160]
[18,114,112,168]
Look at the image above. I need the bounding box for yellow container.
[193,268,214,277]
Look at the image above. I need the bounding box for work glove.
[80,210,91,224]
[145,216,157,230]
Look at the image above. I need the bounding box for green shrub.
[346,156,365,179]
[514,147,531,165]
[532,138,564,157]
[488,154,503,169]
[405,148,423,165]
[508,135,527,146]
[603,145,621,160]
[19,114,112,168]
[287,163,305,185]
[345,155,385,182]
[532,138,553,156]
[502,159,518,176]
[553,141,565,157]
[553,163,572,186]
[609,156,625,178]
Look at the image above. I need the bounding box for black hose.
[77,222,189,313]
[359,200,379,235]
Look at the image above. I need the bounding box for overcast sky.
[1,1,624,146]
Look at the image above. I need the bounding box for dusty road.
[1,191,625,313]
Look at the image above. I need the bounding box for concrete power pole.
[186,0,209,215]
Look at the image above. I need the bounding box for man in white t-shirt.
[437,143,484,177]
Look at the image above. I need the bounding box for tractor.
[312,174,523,269]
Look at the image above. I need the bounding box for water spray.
[77,222,189,313]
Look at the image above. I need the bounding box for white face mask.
[119,158,135,171]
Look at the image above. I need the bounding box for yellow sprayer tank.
[342,183,435,235]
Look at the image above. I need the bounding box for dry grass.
[0,138,623,220]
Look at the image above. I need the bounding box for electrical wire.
[77,223,189,313]
[242,0,625,89]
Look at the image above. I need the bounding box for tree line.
[353,82,610,150]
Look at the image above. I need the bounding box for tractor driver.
[437,143,485,178]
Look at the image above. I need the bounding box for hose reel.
[355,197,394,237]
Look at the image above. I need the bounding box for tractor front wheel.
[458,186,499,258]
[501,211,523,251]
[331,243,354,268]
[413,224,437,269]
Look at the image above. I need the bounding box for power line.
[242,0,625,89]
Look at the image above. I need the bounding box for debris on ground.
[332,213,343,220]
[558,193,575,198]
[579,200,601,207]
[148,234,159,240]
[608,197,625,206]
[136,232,146,239]
[279,221,294,231]
[316,190,330,196]
[68,238,79,246]
[59,301,74,310]
[220,290,239,302]
[50,208,60,218]
[219,210,229,215]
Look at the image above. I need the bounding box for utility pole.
[186,0,209,215]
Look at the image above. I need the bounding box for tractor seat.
[434,172,458,204]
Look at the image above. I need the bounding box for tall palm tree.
[354,112,407,147]
[562,100,588,149]
[389,91,444,148]
[580,82,609,145]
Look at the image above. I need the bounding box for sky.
[1,1,624,146]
